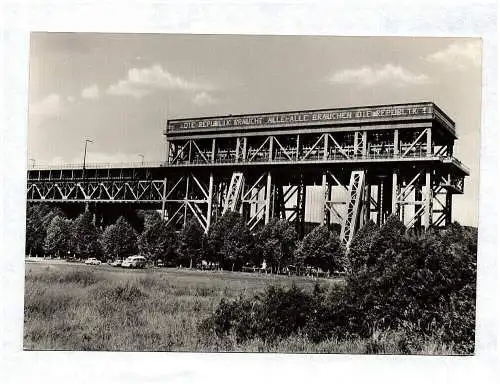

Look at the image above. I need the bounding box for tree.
[138,211,177,263]
[295,225,346,272]
[101,216,138,260]
[72,211,102,259]
[44,215,73,257]
[176,217,205,267]
[25,205,45,256]
[207,212,254,270]
[255,219,297,273]
[347,219,379,273]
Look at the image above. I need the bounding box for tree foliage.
[72,211,102,259]
[138,211,177,262]
[176,217,205,267]
[203,218,477,353]
[101,216,138,260]
[346,218,476,352]
[255,219,297,272]
[207,212,254,270]
[44,215,73,257]
[25,205,46,256]
[295,225,346,272]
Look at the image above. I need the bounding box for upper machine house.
[164,102,468,178]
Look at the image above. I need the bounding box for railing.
[28,161,166,171]
[27,155,469,172]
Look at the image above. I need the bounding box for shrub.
[201,284,319,342]
[201,220,477,354]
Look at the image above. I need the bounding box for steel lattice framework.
[27,102,469,245]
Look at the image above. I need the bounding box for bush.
[346,219,476,353]
[202,220,477,354]
[200,284,317,342]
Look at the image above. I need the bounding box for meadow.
[24,262,454,354]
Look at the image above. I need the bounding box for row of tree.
[25,205,347,273]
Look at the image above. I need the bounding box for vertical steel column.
[161,177,167,219]
[415,185,422,228]
[362,131,368,157]
[183,175,190,226]
[298,180,306,238]
[322,134,329,224]
[265,171,272,224]
[242,137,247,161]
[423,170,432,229]
[211,138,216,163]
[235,137,241,161]
[296,134,300,160]
[206,172,214,232]
[378,179,384,226]
[426,127,432,157]
[165,138,170,164]
[269,136,274,161]
[266,136,274,223]
[394,129,399,157]
[445,190,453,225]
[361,183,370,228]
[354,131,359,157]
[392,171,399,216]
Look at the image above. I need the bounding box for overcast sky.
[27,33,481,226]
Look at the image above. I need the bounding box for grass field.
[23,262,454,354]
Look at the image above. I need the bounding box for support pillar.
[298,181,306,238]
[445,190,453,225]
[426,127,432,157]
[183,175,190,226]
[377,179,384,226]
[423,170,432,229]
[265,171,272,224]
[394,129,399,157]
[322,173,330,225]
[161,177,167,220]
[165,139,170,164]
[242,137,247,161]
[206,173,214,232]
[391,171,399,216]
[269,136,274,161]
[296,134,300,160]
[363,183,370,226]
[362,131,367,157]
[211,138,216,163]
[235,138,240,161]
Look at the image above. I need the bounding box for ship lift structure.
[27,102,469,247]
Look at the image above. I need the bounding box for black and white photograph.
[23,32,481,355]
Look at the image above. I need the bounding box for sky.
[27,33,482,226]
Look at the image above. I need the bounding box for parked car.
[156,259,164,267]
[110,259,123,267]
[121,255,147,269]
[84,258,101,265]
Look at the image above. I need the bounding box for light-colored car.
[121,255,147,269]
[84,258,101,265]
[110,259,123,267]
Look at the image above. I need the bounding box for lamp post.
[29,158,35,168]
[83,139,93,171]
[138,153,144,166]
